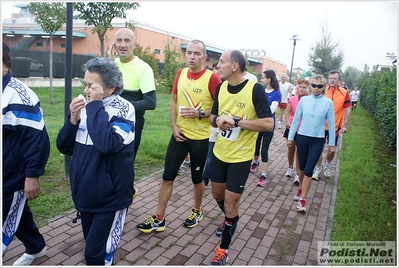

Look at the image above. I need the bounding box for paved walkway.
[2,126,341,266]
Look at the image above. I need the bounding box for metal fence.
[9,49,96,79]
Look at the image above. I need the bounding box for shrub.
[359,68,396,149]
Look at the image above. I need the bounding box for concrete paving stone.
[61,252,86,266]
[297,239,312,253]
[131,257,152,266]
[1,130,343,266]
[124,246,147,263]
[165,252,187,265]
[245,236,262,250]
[180,243,201,258]
[150,255,171,266]
[39,251,68,266]
[138,235,163,250]
[303,222,316,233]
[144,246,166,261]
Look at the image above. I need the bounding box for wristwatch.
[233,116,241,128]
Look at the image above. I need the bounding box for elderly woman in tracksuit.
[57,57,135,265]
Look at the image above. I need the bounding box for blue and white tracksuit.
[2,72,50,256]
[56,94,135,265]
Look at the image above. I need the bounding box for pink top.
[288,95,300,124]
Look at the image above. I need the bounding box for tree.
[74,2,140,57]
[308,19,344,78]
[133,43,159,79]
[28,2,66,104]
[163,42,183,92]
[385,52,396,61]
[342,66,362,89]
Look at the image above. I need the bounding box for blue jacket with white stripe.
[56,95,136,213]
[2,73,50,194]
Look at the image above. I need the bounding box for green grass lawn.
[331,105,396,241]
[27,86,397,242]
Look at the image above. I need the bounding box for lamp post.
[289,34,300,83]
[315,58,322,74]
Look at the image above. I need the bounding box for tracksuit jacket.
[2,72,50,194]
[56,95,136,213]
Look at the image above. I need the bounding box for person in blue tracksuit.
[56,57,136,265]
[2,42,50,265]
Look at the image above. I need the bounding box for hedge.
[359,68,397,149]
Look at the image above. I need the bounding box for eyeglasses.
[311,83,324,89]
[80,79,105,88]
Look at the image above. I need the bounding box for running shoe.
[312,168,321,181]
[177,167,185,176]
[285,166,294,177]
[293,174,299,185]
[249,161,260,173]
[13,246,47,266]
[323,161,332,178]
[211,247,228,266]
[182,161,191,168]
[297,198,307,212]
[277,121,282,129]
[183,208,203,228]
[257,175,267,187]
[136,214,166,233]
[215,218,225,236]
[294,188,302,201]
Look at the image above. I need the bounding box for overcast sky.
[2,1,398,71]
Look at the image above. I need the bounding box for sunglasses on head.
[311,83,324,89]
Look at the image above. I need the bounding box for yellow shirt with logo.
[214,80,258,163]
[176,68,213,140]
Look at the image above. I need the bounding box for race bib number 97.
[219,127,240,141]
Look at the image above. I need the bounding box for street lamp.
[289,34,300,83]
[315,58,322,74]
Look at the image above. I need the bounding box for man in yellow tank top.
[136,40,222,233]
[208,50,274,266]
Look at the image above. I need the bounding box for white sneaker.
[312,168,321,181]
[297,198,307,212]
[293,174,299,185]
[323,161,332,178]
[13,246,46,266]
[285,167,294,177]
[277,121,282,129]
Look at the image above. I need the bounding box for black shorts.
[210,156,251,194]
[351,101,357,106]
[163,135,209,184]
[283,128,297,140]
[324,130,339,146]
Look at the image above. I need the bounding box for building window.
[60,43,66,48]
[154,49,161,55]
[36,42,43,47]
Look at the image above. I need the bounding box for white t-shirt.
[350,90,360,102]
[279,81,292,103]
[243,72,258,82]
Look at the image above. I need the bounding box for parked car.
[12,57,44,72]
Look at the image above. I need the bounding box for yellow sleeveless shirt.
[213,80,259,163]
[176,68,214,140]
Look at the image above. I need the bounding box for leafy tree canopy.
[74,2,140,56]
[28,2,66,35]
